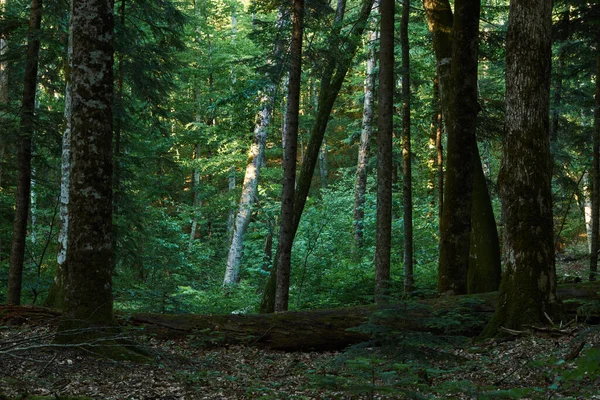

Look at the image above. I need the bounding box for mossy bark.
[467,148,501,294]
[483,0,559,336]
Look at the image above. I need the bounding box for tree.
[484,0,559,334]
[261,0,375,313]
[591,47,599,282]
[6,0,42,305]
[223,7,287,286]
[353,13,377,249]
[0,0,7,189]
[424,0,501,295]
[275,0,304,312]
[375,0,394,300]
[400,0,413,293]
[58,0,115,329]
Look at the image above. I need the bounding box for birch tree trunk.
[353,17,377,249]
[223,8,287,286]
[44,23,71,309]
[375,0,394,301]
[7,0,42,305]
[483,0,559,334]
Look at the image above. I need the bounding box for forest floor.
[1,314,600,399]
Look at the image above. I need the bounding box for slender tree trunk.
[401,0,413,293]
[60,0,114,326]
[591,51,600,282]
[7,0,42,305]
[113,0,125,272]
[583,172,593,254]
[223,7,287,286]
[0,0,7,191]
[261,0,374,313]
[435,78,444,223]
[483,0,558,335]
[375,0,394,301]
[224,98,271,285]
[353,19,377,249]
[189,143,201,249]
[275,0,304,313]
[318,139,328,189]
[44,19,71,309]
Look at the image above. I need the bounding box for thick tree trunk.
[437,0,480,295]
[261,0,374,313]
[401,0,413,293]
[275,0,304,312]
[353,14,377,249]
[126,282,600,352]
[591,52,600,282]
[44,27,72,309]
[7,0,42,305]
[468,148,501,293]
[484,0,558,335]
[59,0,114,328]
[375,0,394,301]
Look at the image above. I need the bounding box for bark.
[44,23,72,309]
[7,0,42,305]
[435,81,444,222]
[275,0,304,312]
[318,139,328,189]
[375,0,394,301]
[591,51,600,282]
[582,173,593,254]
[127,281,600,351]
[113,0,125,272]
[424,0,500,295]
[0,0,7,190]
[467,147,501,293]
[484,0,558,335]
[59,0,114,327]
[437,0,480,295]
[224,8,287,286]
[188,143,201,249]
[353,22,377,249]
[224,98,270,285]
[261,0,374,313]
[401,0,413,293]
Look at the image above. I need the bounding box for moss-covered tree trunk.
[7,0,42,305]
[437,0,480,295]
[58,0,115,330]
[468,146,501,293]
[424,0,501,295]
[483,0,559,335]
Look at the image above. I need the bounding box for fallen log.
[2,282,599,352]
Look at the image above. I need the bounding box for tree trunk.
[437,0,480,295]
[275,0,304,312]
[188,143,201,250]
[353,19,377,249]
[7,0,42,305]
[124,281,600,352]
[435,81,444,225]
[113,0,125,273]
[59,0,114,328]
[0,0,7,191]
[582,173,593,254]
[375,0,394,301]
[424,0,500,295]
[318,139,328,189]
[224,96,271,285]
[468,147,501,293]
[401,0,413,293]
[44,24,72,309]
[483,0,558,335]
[261,0,374,313]
[591,51,600,282]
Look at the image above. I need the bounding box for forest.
[0,0,600,398]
